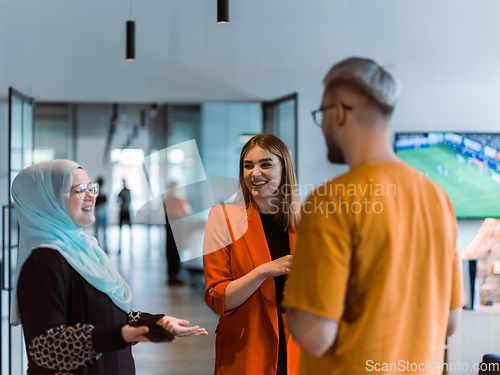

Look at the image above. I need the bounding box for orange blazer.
[203,203,300,375]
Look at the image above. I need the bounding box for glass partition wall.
[28,96,297,259]
[2,88,34,375]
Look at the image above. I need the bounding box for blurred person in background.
[163,181,192,286]
[94,177,108,252]
[118,179,132,253]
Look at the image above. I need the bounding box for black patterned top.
[17,248,162,375]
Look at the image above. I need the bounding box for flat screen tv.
[394,132,500,219]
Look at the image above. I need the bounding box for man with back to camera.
[282,57,463,374]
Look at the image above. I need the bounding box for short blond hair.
[324,57,401,115]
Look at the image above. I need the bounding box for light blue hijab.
[10,160,132,326]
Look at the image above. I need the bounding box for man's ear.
[335,102,348,128]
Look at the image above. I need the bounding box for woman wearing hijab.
[203,134,301,375]
[11,160,207,375]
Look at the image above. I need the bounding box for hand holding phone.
[129,319,175,342]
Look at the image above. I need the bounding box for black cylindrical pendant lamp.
[126,21,135,61]
[217,0,229,23]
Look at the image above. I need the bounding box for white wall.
[76,136,109,184]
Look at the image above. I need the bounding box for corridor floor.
[109,224,218,375]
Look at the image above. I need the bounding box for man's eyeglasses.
[311,103,353,127]
[71,183,99,197]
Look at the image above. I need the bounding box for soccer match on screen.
[395,132,500,219]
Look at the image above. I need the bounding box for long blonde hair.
[238,134,300,232]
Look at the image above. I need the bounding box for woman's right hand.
[260,255,293,277]
[157,316,208,337]
[222,255,293,312]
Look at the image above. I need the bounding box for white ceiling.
[3,0,500,188]
[2,0,500,107]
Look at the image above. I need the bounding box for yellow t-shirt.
[282,161,463,375]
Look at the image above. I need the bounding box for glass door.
[1,87,34,375]
[262,93,298,176]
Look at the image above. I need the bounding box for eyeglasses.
[71,183,99,197]
[311,103,353,127]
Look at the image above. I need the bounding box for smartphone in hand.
[130,319,175,342]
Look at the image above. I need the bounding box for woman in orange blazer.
[203,134,301,375]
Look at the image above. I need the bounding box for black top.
[118,188,131,211]
[259,213,290,375]
[17,248,148,375]
[259,213,290,307]
[95,194,107,207]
